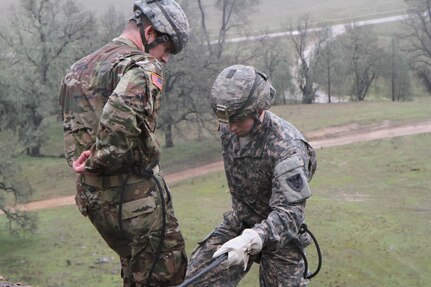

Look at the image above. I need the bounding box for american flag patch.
[151,73,163,90]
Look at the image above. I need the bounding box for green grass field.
[1,131,430,286]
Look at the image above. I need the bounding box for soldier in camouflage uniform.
[58,1,189,286]
[185,65,317,286]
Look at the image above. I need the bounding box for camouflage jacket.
[59,37,164,174]
[220,111,317,247]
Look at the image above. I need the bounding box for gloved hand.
[213,229,263,271]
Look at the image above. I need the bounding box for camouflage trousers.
[75,173,187,287]
[185,211,309,287]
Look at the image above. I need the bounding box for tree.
[97,6,127,44]
[314,26,347,103]
[255,36,294,105]
[212,0,259,59]
[0,139,37,234]
[159,34,216,147]
[0,47,19,132]
[289,15,325,104]
[0,0,96,156]
[340,24,380,101]
[158,0,260,147]
[402,0,431,92]
[380,37,413,101]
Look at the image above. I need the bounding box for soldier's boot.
[123,277,136,287]
[121,258,136,287]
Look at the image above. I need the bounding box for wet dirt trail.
[15,119,431,212]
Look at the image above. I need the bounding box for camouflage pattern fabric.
[59,37,163,174]
[59,37,187,285]
[186,111,316,286]
[76,174,187,286]
[211,65,275,123]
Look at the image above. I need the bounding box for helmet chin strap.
[138,24,150,53]
[133,9,170,53]
[139,25,170,53]
[245,111,263,136]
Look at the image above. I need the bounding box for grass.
[1,132,430,286]
[271,96,431,133]
[14,97,431,201]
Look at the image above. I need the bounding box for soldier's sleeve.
[84,64,163,174]
[252,153,312,246]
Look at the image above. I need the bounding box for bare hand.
[72,150,91,174]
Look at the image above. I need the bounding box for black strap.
[146,34,170,50]
[145,173,167,285]
[117,163,167,286]
[297,223,322,279]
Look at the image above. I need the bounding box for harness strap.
[297,223,322,279]
[81,166,160,189]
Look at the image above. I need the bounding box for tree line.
[1,0,431,232]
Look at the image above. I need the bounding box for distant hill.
[0,0,407,38]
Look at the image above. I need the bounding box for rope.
[177,253,228,287]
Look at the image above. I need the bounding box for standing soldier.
[59,1,189,286]
[185,65,317,286]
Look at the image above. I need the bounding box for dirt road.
[16,119,431,212]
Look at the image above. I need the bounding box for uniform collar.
[112,37,140,50]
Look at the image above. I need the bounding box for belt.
[81,165,160,189]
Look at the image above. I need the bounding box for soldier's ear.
[144,25,156,42]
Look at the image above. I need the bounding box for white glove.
[212,229,263,271]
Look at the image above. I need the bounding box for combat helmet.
[211,65,276,123]
[131,0,190,54]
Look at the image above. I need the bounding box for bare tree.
[0,140,37,234]
[402,0,431,92]
[212,0,259,59]
[380,37,412,101]
[289,15,325,104]
[254,36,293,105]
[340,24,380,101]
[159,0,260,147]
[98,6,127,44]
[0,0,96,156]
[314,26,348,103]
[0,48,18,132]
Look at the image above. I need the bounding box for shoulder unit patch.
[286,173,303,192]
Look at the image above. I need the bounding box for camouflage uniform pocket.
[121,196,159,237]
[121,196,156,220]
